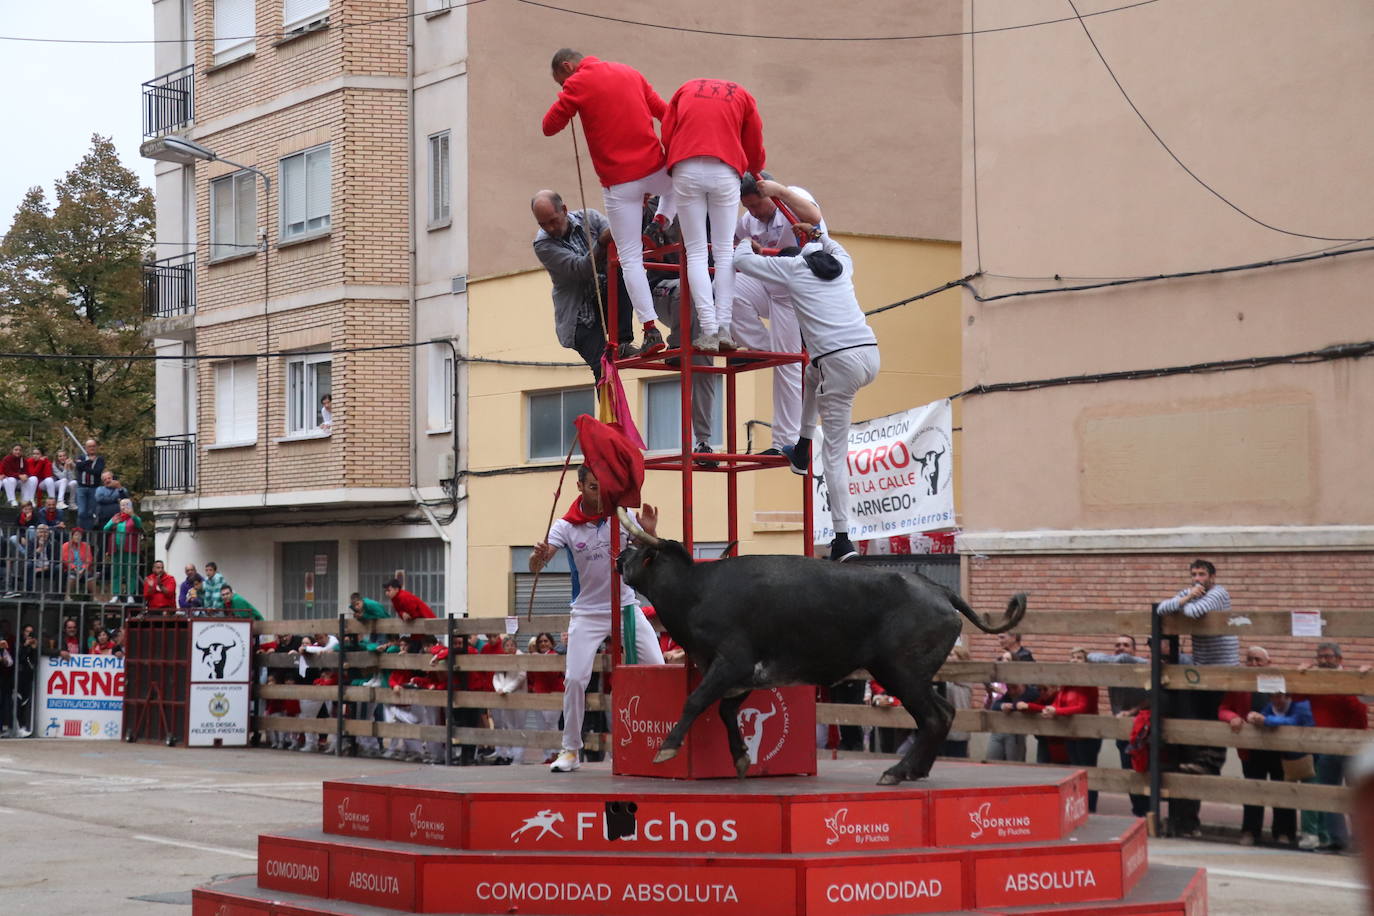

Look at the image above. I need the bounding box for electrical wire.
[1063,0,1369,243]
[0,0,491,46]
[953,340,1373,399]
[509,0,1162,42]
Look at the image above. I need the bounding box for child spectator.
[202,562,225,609]
[490,633,528,765]
[53,450,76,510]
[27,447,55,504]
[349,592,391,621]
[13,501,36,530]
[384,578,436,621]
[61,528,92,596]
[103,497,141,604]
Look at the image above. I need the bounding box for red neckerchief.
[561,496,607,526]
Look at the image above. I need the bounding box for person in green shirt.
[349,592,391,621]
[219,583,264,621]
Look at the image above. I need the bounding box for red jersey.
[528,650,565,693]
[542,56,668,186]
[26,457,53,479]
[661,78,765,177]
[0,454,24,477]
[143,572,177,609]
[390,589,436,621]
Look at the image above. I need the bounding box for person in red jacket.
[659,77,766,350]
[1,444,31,507]
[1297,642,1369,850]
[26,446,56,505]
[384,578,435,620]
[142,560,177,611]
[543,48,674,356]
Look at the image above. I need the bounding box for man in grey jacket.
[532,189,635,380]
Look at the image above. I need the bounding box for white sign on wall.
[811,399,956,544]
[190,620,252,683]
[187,683,251,747]
[36,655,124,740]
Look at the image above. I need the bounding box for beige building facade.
[955,0,1374,638]
[141,0,966,618]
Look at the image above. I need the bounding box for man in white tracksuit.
[529,466,665,772]
[733,233,879,563]
[732,175,825,456]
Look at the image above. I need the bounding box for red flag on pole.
[574,414,645,509]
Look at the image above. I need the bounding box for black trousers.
[1116,739,1150,816]
[571,273,636,382]
[1241,751,1296,840]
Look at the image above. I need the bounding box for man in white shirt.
[529,466,665,771]
[734,231,879,562]
[732,174,825,457]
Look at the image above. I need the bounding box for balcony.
[141,65,194,138]
[144,252,196,318]
[144,434,197,494]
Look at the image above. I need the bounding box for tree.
[0,134,154,490]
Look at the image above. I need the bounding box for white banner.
[187,683,251,746]
[811,399,955,544]
[36,655,124,739]
[190,620,252,683]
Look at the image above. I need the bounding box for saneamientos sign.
[811,399,955,544]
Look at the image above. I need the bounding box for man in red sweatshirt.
[660,77,766,350]
[142,560,177,611]
[1298,642,1368,850]
[543,48,674,357]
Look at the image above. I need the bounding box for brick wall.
[966,551,1374,672]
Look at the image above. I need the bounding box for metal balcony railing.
[142,65,194,138]
[143,253,196,319]
[143,434,196,494]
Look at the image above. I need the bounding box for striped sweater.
[1156,584,1240,666]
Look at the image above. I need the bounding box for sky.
[0,1,158,227]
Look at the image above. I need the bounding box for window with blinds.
[283,0,328,31]
[280,144,331,241]
[210,171,256,261]
[214,359,258,445]
[428,131,451,226]
[213,0,256,64]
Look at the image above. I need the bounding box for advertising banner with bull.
[36,654,125,739]
[810,399,955,545]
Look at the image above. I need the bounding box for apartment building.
[140,0,966,619]
[956,1,1374,644]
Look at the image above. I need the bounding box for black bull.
[616,509,1027,785]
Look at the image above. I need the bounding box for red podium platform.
[611,664,817,779]
[192,760,1206,915]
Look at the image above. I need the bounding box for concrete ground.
[0,738,1364,916]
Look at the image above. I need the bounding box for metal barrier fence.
[141,65,194,138]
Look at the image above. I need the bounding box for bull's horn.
[617,507,661,546]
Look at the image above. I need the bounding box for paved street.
[0,739,1364,915]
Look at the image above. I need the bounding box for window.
[214,359,257,445]
[359,539,445,617]
[425,0,452,10]
[283,0,328,30]
[213,0,256,65]
[511,546,573,615]
[280,541,338,620]
[529,387,593,460]
[279,144,331,241]
[427,342,454,432]
[286,351,331,435]
[210,171,256,261]
[643,376,724,450]
[428,131,450,226]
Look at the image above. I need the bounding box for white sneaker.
[57,501,67,510]
[16,728,31,738]
[1299,834,1322,850]
[692,334,719,353]
[549,750,581,773]
[715,328,737,351]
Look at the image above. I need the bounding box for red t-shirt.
[1303,693,1369,730]
[661,78,765,177]
[390,589,436,620]
[143,573,177,609]
[542,56,668,187]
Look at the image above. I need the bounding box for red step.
[194,863,1205,916]
[257,816,1142,914]
[320,760,1088,853]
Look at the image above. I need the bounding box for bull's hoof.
[734,755,751,779]
[653,747,679,764]
[876,770,903,786]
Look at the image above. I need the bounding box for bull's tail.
[951,592,1027,634]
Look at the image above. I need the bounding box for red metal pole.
[679,259,695,556]
[725,368,738,555]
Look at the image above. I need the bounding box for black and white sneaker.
[787,439,812,476]
[693,442,720,468]
[830,534,858,563]
[637,326,666,357]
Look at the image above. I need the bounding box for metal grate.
[141,65,194,138]
[143,434,196,494]
[279,541,339,620]
[358,539,445,616]
[143,253,196,319]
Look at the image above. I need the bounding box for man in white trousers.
[733,174,825,457]
[660,77,766,351]
[529,466,665,772]
[543,49,675,357]
[733,233,879,563]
